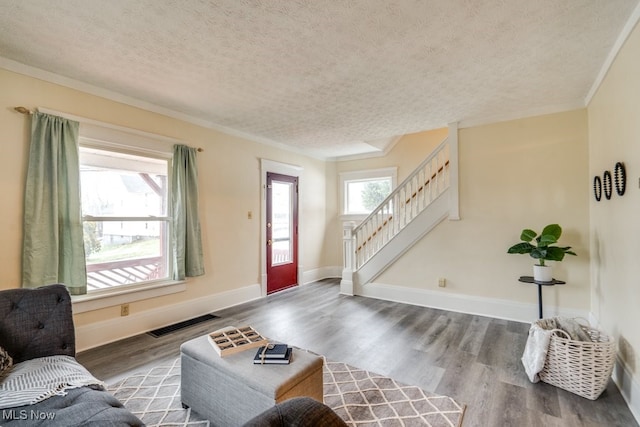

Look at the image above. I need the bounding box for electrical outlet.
[438,278,446,288]
[121,303,130,316]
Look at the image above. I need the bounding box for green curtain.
[22,112,87,295]
[172,144,205,280]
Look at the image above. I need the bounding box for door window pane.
[272,181,292,265]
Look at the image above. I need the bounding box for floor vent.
[148,314,219,338]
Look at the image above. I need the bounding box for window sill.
[71,280,186,314]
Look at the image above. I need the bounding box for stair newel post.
[340,221,356,295]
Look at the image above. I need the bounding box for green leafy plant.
[507,224,576,266]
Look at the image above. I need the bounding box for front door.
[266,172,298,294]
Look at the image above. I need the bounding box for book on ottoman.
[253,344,293,364]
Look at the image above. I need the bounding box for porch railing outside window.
[86,256,164,291]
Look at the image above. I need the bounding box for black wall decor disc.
[614,162,626,196]
[603,170,612,200]
[594,175,602,201]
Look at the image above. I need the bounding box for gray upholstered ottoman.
[180,335,323,426]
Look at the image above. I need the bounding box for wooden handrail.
[354,138,449,235]
[353,139,450,267]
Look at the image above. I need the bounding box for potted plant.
[507,224,576,282]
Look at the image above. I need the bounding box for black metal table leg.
[537,283,543,319]
[518,276,565,320]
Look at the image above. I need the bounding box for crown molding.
[0,57,330,160]
[585,3,640,105]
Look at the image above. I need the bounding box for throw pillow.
[0,346,13,376]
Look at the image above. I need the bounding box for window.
[271,180,294,265]
[340,167,397,216]
[80,146,172,292]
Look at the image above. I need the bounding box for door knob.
[267,240,272,246]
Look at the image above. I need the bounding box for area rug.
[324,361,465,427]
[107,357,466,426]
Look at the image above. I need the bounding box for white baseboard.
[75,283,262,352]
[612,356,640,424]
[589,313,640,424]
[358,282,589,324]
[302,266,341,285]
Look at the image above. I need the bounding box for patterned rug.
[324,361,465,427]
[107,357,466,426]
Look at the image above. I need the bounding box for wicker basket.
[538,321,616,400]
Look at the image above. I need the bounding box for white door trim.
[260,159,304,296]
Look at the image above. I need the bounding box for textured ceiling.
[0,1,638,159]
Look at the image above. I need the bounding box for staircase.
[341,129,458,295]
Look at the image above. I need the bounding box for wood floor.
[78,279,637,427]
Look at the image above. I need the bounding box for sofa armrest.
[0,284,75,363]
[242,397,347,427]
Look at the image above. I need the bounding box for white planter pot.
[533,264,552,282]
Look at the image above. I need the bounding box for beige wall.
[322,160,342,267]
[1,36,628,376]
[0,69,333,335]
[588,22,640,387]
[346,110,591,316]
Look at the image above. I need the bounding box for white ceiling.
[1,1,638,159]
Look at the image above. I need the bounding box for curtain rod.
[14,106,203,152]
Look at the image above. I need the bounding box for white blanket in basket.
[522,322,553,382]
[521,317,592,383]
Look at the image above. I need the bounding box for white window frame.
[35,108,187,312]
[339,167,397,222]
[79,142,173,291]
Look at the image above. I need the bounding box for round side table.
[518,276,566,319]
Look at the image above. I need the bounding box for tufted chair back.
[0,284,76,363]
